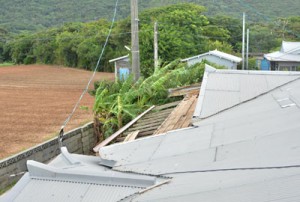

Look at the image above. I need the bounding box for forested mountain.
[2,3,299,73]
[0,0,299,33]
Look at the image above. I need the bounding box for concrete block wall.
[0,122,97,191]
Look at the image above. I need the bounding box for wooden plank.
[138,130,157,137]
[127,122,165,132]
[180,95,198,128]
[123,130,140,142]
[175,95,198,128]
[154,95,196,135]
[116,129,156,142]
[153,101,181,111]
[116,130,155,142]
[142,108,174,119]
[93,105,155,152]
[135,116,168,125]
[163,99,190,132]
[168,83,200,97]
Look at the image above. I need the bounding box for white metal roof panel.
[100,125,213,168]
[209,50,242,63]
[12,179,141,202]
[193,66,300,119]
[181,50,242,63]
[109,55,129,63]
[264,51,300,62]
[281,41,300,53]
[5,65,300,202]
[129,170,300,202]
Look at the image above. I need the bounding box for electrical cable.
[58,0,119,148]
[161,164,300,176]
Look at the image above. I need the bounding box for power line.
[58,0,119,148]
[160,164,300,175]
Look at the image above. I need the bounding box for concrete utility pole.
[131,0,140,81]
[242,12,246,70]
[246,29,250,70]
[154,22,159,70]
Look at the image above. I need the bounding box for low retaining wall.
[0,122,97,191]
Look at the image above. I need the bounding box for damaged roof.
[3,66,300,202]
[193,64,300,119]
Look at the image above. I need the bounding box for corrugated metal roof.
[264,51,300,62]
[193,66,300,119]
[101,94,300,174]
[128,170,300,202]
[281,41,300,53]
[265,41,300,62]
[4,66,300,202]
[99,72,300,201]
[12,179,142,202]
[181,50,242,63]
[209,50,242,63]
[109,55,129,63]
[1,148,169,202]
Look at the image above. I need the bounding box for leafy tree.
[1,0,299,33]
[118,4,210,77]
[249,23,281,53]
[278,16,300,40]
[94,59,205,139]
[10,34,36,64]
[208,15,242,52]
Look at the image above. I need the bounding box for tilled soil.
[0,65,114,159]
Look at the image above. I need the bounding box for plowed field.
[0,65,114,159]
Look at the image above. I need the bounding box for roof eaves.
[209,50,242,63]
[109,55,129,63]
[181,52,209,62]
[193,64,214,118]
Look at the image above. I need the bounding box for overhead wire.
[160,164,300,175]
[58,0,119,148]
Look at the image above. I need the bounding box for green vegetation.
[0,3,299,74]
[0,181,16,196]
[0,62,14,67]
[0,0,299,33]
[0,4,236,74]
[93,59,205,139]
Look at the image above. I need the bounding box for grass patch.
[0,181,17,196]
[0,62,14,67]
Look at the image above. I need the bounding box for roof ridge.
[194,76,300,122]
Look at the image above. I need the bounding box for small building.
[109,55,131,80]
[181,49,242,69]
[264,41,300,71]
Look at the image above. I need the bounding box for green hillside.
[0,0,299,33]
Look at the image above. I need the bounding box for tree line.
[0,3,299,75]
[1,0,299,33]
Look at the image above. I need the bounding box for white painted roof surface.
[181,50,242,63]
[109,55,129,63]
[1,148,165,202]
[281,41,300,53]
[264,41,300,62]
[193,65,300,119]
[98,76,300,201]
[3,66,300,202]
[264,51,300,62]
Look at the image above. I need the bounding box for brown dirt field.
[0,64,114,159]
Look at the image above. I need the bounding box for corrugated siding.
[14,179,141,202]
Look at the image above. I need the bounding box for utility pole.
[242,12,246,70]
[131,0,140,81]
[246,28,250,70]
[154,22,159,70]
